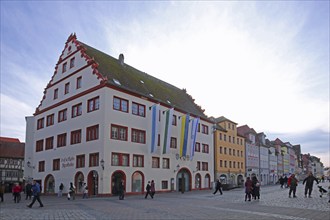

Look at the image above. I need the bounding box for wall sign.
[61,156,75,168]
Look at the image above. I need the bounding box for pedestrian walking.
[68,182,76,200]
[0,182,5,202]
[150,180,155,199]
[145,181,152,199]
[279,176,284,188]
[213,179,223,195]
[252,176,260,200]
[27,180,44,208]
[118,180,125,200]
[288,174,298,198]
[58,183,64,197]
[25,182,32,200]
[82,183,88,199]
[284,176,288,188]
[12,183,22,203]
[303,172,319,198]
[244,177,253,201]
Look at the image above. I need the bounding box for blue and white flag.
[162,108,174,154]
[190,117,199,160]
[150,104,160,153]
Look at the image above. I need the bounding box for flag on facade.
[180,114,190,157]
[162,108,174,154]
[190,117,200,160]
[150,104,160,153]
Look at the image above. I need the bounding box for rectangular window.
[111,153,129,166]
[161,181,168,189]
[76,76,82,89]
[54,88,58,100]
[233,161,236,168]
[87,96,100,112]
[131,129,146,143]
[202,144,209,153]
[238,162,240,169]
[202,162,208,171]
[170,137,177,149]
[72,103,82,118]
[113,96,128,113]
[132,102,145,117]
[46,114,54,126]
[195,142,201,152]
[162,158,170,169]
[64,82,70,94]
[152,157,160,168]
[229,136,231,143]
[241,162,243,168]
[229,148,232,155]
[36,140,44,152]
[89,153,99,167]
[197,161,201,170]
[241,151,243,157]
[172,115,177,126]
[219,133,222,140]
[219,146,222,154]
[202,124,209,134]
[58,109,67,122]
[38,161,45,172]
[76,154,85,168]
[62,62,67,73]
[224,161,227,168]
[237,138,239,144]
[133,155,144,167]
[37,118,44,130]
[86,125,99,141]
[71,129,82,145]
[224,147,227,154]
[111,124,127,141]
[45,137,54,150]
[70,57,75,68]
[224,134,227,141]
[229,161,232,168]
[53,159,60,171]
[57,133,67,147]
[233,149,236,156]
[220,160,223,167]
[233,137,235,144]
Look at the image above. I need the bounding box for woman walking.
[245,177,253,201]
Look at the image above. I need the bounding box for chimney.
[119,54,124,66]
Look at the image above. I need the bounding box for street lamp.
[26,161,34,169]
[174,164,180,173]
[100,159,104,170]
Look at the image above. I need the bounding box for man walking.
[213,179,223,195]
[303,172,319,198]
[27,180,44,208]
[288,174,298,198]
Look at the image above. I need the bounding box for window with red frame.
[76,154,85,168]
[202,144,209,153]
[162,158,170,169]
[152,157,160,168]
[195,142,201,152]
[111,153,129,166]
[64,82,70,94]
[46,114,54,127]
[202,124,209,134]
[133,155,144,167]
[170,137,177,148]
[72,103,82,118]
[132,102,145,117]
[86,125,99,141]
[45,137,54,150]
[87,96,99,112]
[161,181,168,189]
[70,57,75,68]
[202,162,208,171]
[62,62,67,73]
[58,109,67,122]
[37,118,44,130]
[131,129,145,143]
[76,76,82,89]
[57,133,67,147]
[38,161,45,172]
[53,159,60,171]
[36,140,44,152]
[54,88,58,100]
[71,129,82,145]
[197,161,201,171]
[113,96,128,112]
[89,153,99,167]
[111,124,127,141]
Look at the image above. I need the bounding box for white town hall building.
[24,34,214,196]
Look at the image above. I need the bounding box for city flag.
[150,104,160,153]
[180,114,190,157]
[190,117,200,160]
[162,108,174,154]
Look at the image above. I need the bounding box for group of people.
[244,176,260,201]
[145,180,155,199]
[287,172,320,198]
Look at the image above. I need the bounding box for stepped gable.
[78,41,207,119]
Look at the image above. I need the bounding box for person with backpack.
[288,174,298,198]
[145,181,152,199]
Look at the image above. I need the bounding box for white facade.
[24,35,214,195]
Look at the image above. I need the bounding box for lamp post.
[100,159,104,170]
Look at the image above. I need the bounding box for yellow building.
[213,116,245,187]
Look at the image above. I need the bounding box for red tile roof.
[0,137,20,143]
[0,137,24,158]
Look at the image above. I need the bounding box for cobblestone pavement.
[0,182,329,220]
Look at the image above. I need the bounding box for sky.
[1,1,329,167]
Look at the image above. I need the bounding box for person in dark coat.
[118,180,125,200]
[279,176,284,188]
[213,179,223,195]
[303,172,319,198]
[150,180,155,199]
[27,180,44,208]
[283,176,288,188]
[288,174,298,198]
[145,181,152,199]
[244,177,253,201]
[251,176,260,200]
[25,182,32,200]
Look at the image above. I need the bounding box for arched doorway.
[74,172,84,194]
[204,174,211,189]
[132,171,143,193]
[177,168,191,193]
[111,171,126,195]
[87,170,98,196]
[237,174,244,187]
[195,173,201,189]
[44,174,55,194]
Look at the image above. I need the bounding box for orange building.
[212,116,245,187]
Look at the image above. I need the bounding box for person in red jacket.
[245,177,253,201]
[12,183,22,203]
[288,174,298,198]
